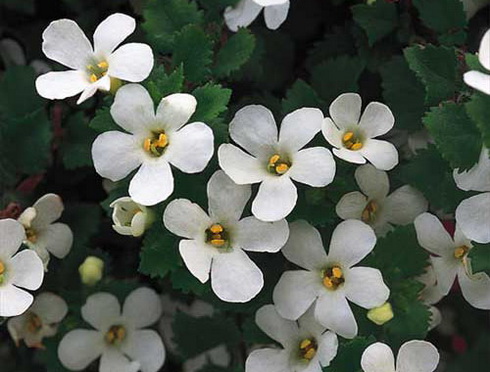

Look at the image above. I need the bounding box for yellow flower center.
[26,312,43,334]
[0,260,6,285]
[322,266,344,290]
[87,61,109,83]
[267,154,291,175]
[454,245,469,260]
[143,132,168,157]
[206,224,228,248]
[299,338,317,361]
[105,325,126,345]
[361,200,378,223]
[25,227,38,243]
[342,131,363,150]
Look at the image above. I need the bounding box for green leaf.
[465,53,486,72]
[351,1,398,46]
[404,45,459,105]
[0,0,35,14]
[423,102,482,170]
[282,79,325,114]
[170,266,210,295]
[191,83,232,123]
[63,203,101,247]
[324,337,374,372]
[465,93,490,149]
[242,316,273,347]
[61,112,97,169]
[469,243,490,276]
[143,65,185,104]
[214,28,256,78]
[89,107,119,133]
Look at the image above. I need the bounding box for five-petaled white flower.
[336,164,428,236]
[17,194,73,268]
[414,213,490,309]
[225,0,290,32]
[361,340,439,372]
[36,13,154,104]
[245,304,338,372]
[322,93,398,170]
[163,170,289,303]
[7,292,68,348]
[464,29,490,94]
[273,220,389,339]
[110,197,153,237]
[218,105,336,222]
[58,287,165,372]
[0,219,44,317]
[92,84,214,206]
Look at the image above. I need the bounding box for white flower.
[224,0,290,32]
[336,164,428,236]
[361,340,439,372]
[7,292,68,348]
[0,38,50,75]
[453,147,490,193]
[92,84,214,206]
[322,93,398,170]
[110,197,153,237]
[417,266,444,330]
[464,29,490,94]
[35,13,154,104]
[246,305,338,372]
[218,105,335,222]
[273,220,389,339]
[414,213,490,309]
[0,219,44,317]
[58,287,165,372]
[17,193,73,268]
[79,256,104,286]
[163,170,289,302]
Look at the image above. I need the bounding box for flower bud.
[367,302,394,325]
[79,256,104,286]
[110,197,153,237]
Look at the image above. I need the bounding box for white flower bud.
[79,256,104,286]
[110,197,153,237]
[367,302,394,325]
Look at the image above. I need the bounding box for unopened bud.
[79,256,104,286]
[367,302,394,325]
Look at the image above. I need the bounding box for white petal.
[314,291,357,339]
[76,75,110,104]
[359,139,398,171]
[58,330,104,370]
[273,270,322,320]
[81,292,121,331]
[414,213,455,257]
[361,342,395,372]
[179,239,215,283]
[245,348,290,372]
[235,217,289,253]
[129,159,174,206]
[317,331,338,367]
[289,147,336,187]
[281,220,328,270]
[36,223,73,258]
[107,43,154,82]
[163,199,211,240]
[327,220,376,268]
[278,108,323,152]
[255,304,298,347]
[252,176,297,222]
[0,219,25,259]
[100,349,140,372]
[224,0,263,32]
[32,292,68,324]
[211,249,263,302]
[92,131,142,181]
[329,93,362,129]
[218,144,266,184]
[455,193,490,243]
[0,285,34,317]
[30,60,51,75]
[254,0,289,5]
[123,288,162,329]
[263,2,290,30]
[42,19,93,70]
[336,192,367,220]
[123,330,165,372]
[166,122,214,173]
[396,340,439,372]
[35,70,89,100]
[333,147,367,164]
[463,71,490,95]
[453,147,490,192]
[431,256,459,296]
[358,102,395,138]
[478,29,490,70]
[458,267,490,310]
[344,267,390,309]
[208,170,251,221]
[156,93,197,132]
[94,13,135,55]
[10,250,44,290]
[30,194,64,228]
[355,164,389,200]
[322,117,343,148]
[229,105,278,158]
[384,185,428,225]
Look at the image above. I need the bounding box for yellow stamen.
[269,154,281,165]
[105,325,126,345]
[210,224,224,234]
[90,74,98,83]
[454,245,469,259]
[0,261,4,275]
[300,339,312,349]
[26,313,43,333]
[322,265,344,290]
[351,142,363,150]
[268,154,291,175]
[143,132,168,156]
[143,138,151,152]
[210,239,225,247]
[332,267,343,279]
[97,61,109,69]
[323,276,333,288]
[342,131,363,150]
[25,228,38,243]
[299,338,317,361]
[276,163,289,174]
[362,200,378,223]
[342,132,354,142]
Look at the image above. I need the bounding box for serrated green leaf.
[191,83,232,123]
[469,243,490,276]
[351,1,398,46]
[144,65,184,104]
[214,28,255,78]
[465,93,490,148]
[61,112,97,169]
[170,266,210,295]
[282,79,325,114]
[465,53,486,72]
[324,337,374,372]
[89,107,119,133]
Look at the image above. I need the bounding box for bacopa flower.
[110,197,153,237]
[17,194,73,268]
[224,0,290,32]
[218,105,335,222]
[322,93,398,171]
[245,305,338,372]
[273,220,389,339]
[414,213,490,309]
[361,340,439,372]
[464,29,490,94]
[35,13,154,104]
[92,84,214,206]
[58,287,165,372]
[336,164,428,236]
[0,219,44,317]
[7,292,68,348]
[163,170,289,302]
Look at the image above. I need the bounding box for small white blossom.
[0,219,44,317]
[7,292,68,348]
[218,105,335,222]
[414,213,490,309]
[58,287,165,372]
[246,305,338,372]
[225,0,290,32]
[92,84,214,206]
[163,170,289,303]
[273,220,389,339]
[361,340,439,372]
[0,38,50,75]
[17,194,73,268]
[110,197,153,237]
[36,13,154,104]
[322,93,398,170]
[336,164,428,236]
[464,29,490,94]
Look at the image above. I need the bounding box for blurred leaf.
[351,1,398,46]
[469,243,490,276]
[191,83,232,123]
[282,79,326,114]
[0,0,35,14]
[170,266,210,295]
[89,107,119,133]
[61,112,97,169]
[214,28,256,78]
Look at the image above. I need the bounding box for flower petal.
[10,250,44,290]
[278,108,323,152]
[361,342,395,372]
[355,164,389,200]
[179,239,215,283]
[255,304,298,347]
[245,348,290,372]
[453,147,490,192]
[218,144,267,184]
[100,349,140,372]
[129,159,174,206]
[32,292,68,324]
[396,340,439,372]
[58,330,104,370]
[30,194,64,228]
[94,13,135,55]
[289,147,336,187]
[235,216,289,253]
[76,74,111,104]
[314,290,357,339]
[163,199,211,240]
[329,93,362,130]
[263,2,290,30]
[156,93,197,132]
[336,192,367,221]
[123,330,165,372]
[0,219,24,259]
[344,267,389,309]
[252,176,297,222]
[431,256,459,296]
[333,147,367,164]
[107,43,154,82]
[317,331,339,367]
[36,223,73,259]
[384,185,428,225]
[478,29,490,70]
[35,70,89,100]
[458,267,490,310]
[81,292,121,331]
[224,0,263,32]
[414,213,455,257]
[358,138,398,171]
[123,288,162,329]
[0,285,34,317]
[254,0,289,5]
[358,102,394,138]
[456,193,490,243]
[463,71,490,95]
[322,117,343,148]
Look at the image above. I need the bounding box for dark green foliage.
[352,1,398,46]
[469,243,490,276]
